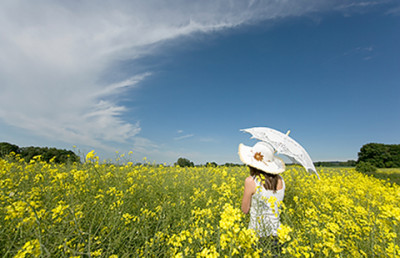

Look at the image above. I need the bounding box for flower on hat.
[254,152,264,162]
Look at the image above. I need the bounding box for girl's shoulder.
[244,176,256,189]
[277,175,285,190]
[245,175,255,184]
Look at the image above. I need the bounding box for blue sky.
[0,1,399,164]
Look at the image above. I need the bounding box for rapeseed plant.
[0,153,399,256]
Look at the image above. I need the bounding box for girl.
[238,141,285,252]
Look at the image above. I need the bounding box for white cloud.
[174,130,195,140]
[0,0,385,151]
[199,137,217,143]
[386,5,400,16]
[96,73,152,98]
[334,45,375,62]
[335,1,381,10]
[131,137,162,156]
[130,136,195,163]
[174,134,194,141]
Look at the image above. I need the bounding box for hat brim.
[238,143,285,174]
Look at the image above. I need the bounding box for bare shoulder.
[277,175,284,190]
[244,176,256,194]
[245,176,255,184]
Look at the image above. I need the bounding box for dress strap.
[252,175,262,187]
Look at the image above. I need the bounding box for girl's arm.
[241,176,255,214]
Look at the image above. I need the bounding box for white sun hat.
[238,141,285,174]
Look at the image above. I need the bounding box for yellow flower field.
[1,153,399,257]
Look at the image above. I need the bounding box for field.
[1,153,400,257]
[374,168,400,186]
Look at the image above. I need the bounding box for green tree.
[1,142,80,164]
[224,163,242,167]
[206,162,218,167]
[0,142,20,157]
[19,146,80,164]
[313,160,357,167]
[175,157,194,167]
[356,161,377,174]
[357,143,400,168]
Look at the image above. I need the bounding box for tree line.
[1,142,398,168]
[0,142,80,164]
[314,160,357,167]
[176,143,400,168]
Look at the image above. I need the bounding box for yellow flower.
[91,249,103,257]
[277,224,293,243]
[51,201,69,222]
[15,239,41,258]
[85,150,96,162]
[1,157,400,257]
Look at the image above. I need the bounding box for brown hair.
[249,166,280,193]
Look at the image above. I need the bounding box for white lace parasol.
[241,127,320,179]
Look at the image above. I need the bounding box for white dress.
[248,175,285,237]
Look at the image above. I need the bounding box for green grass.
[371,168,400,186]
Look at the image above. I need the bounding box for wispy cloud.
[345,46,375,60]
[324,45,375,64]
[130,136,197,163]
[386,5,400,16]
[0,0,388,151]
[174,134,195,141]
[199,137,217,143]
[96,73,152,98]
[335,1,381,10]
[131,137,161,155]
[334,1,391,17]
